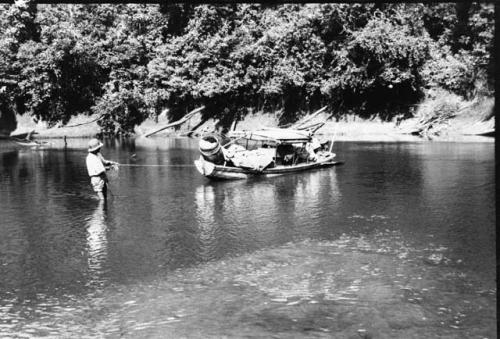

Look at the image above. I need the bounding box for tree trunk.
[0,103,17,137]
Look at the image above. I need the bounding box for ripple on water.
[0,231,496,338]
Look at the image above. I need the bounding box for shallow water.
[0,138,495,338]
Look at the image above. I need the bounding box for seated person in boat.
[306,138,322,161]
[296,138,321,163]
[276,144,295,165]
[296,144,310,162]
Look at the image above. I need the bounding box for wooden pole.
[328,122,337,153]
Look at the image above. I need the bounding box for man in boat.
[296,138,322,163]
[86,138,118,200]
[277,144,295,165]
[305,138,322,161]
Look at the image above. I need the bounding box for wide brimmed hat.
[88,138,103,152]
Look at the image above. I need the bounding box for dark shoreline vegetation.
[0,2,495,137]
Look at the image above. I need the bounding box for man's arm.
[98,153,118,167]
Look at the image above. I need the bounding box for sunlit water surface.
[0,138,495,338]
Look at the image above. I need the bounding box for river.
[0,137,495,338]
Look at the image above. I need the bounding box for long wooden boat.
[195,153,342,180]
[194,128,343,180]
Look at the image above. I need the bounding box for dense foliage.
[0,2,494,135]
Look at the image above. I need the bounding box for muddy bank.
[9,100,495,143]
[2,231,495,338]
[9,114,100,139]
[136,111,494,143]
[137,112,494,142]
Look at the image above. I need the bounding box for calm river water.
[0,137,495,338]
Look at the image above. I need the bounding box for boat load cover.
[228,128,312,143]
[223,145,274,171]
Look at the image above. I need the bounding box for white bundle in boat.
[223,146,274,171]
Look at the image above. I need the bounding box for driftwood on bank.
[9,137,45,147]
[413,113,455,137]
[143,106,205,137]
[291,106,328,129]
[9,130,35,140]
[277,106,327,130]
[411,103,477,137]
[182,119,210,137]
[3,130,46,146]
[171,105,332,138]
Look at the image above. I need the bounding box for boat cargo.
[194,127,343,180]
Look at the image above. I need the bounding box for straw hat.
[88,138,103,152]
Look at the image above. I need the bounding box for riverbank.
[9,114,495,143]
[9,97,494,143]
[10,114,101,139]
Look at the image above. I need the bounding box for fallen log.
[144,106,205,138]
[290,106,328,129]
[183,118,210,138]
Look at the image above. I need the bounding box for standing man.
[86,138,118,200]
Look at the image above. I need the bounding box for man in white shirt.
[86,138,118,200]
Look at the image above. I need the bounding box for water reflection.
[194,184,218,261]
[192,168,341,257]
[0,138,495,338]
[293,169,340,237]
[134,136,195,151]
[86,201,109,287]
[195,184,215,226]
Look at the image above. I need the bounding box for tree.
[0,3,494,134]
[0,0,40,127]
[421,3,494,97]
[321,8,432,118]
[15,37,105,126]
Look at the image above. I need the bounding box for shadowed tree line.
[0,1,494,135]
